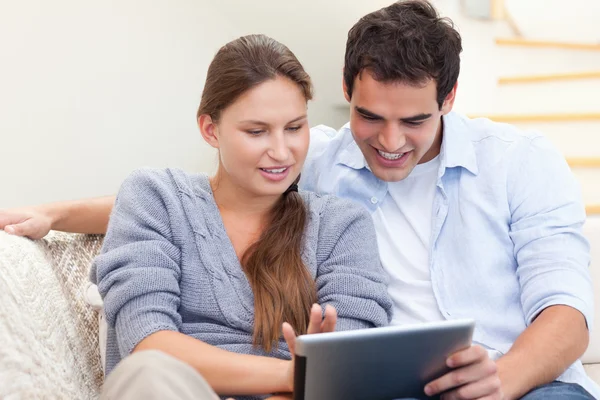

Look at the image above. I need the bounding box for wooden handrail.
[498,71,600,85]
[567,158,600,168]
[496,37,600,51]
[588,205,600,215]
[467,113,600,123]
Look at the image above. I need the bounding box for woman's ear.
[198,114,220,149]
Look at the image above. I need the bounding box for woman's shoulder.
[119,168,211,199]
[299,190,372,232]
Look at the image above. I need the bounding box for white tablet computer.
[293,319,475,400]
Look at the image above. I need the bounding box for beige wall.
[1,0,598,208]
[0,0,396,208]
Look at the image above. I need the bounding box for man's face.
[344,70,456,182]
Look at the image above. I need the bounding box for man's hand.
[282,304,337,393]
[0,207,53,239]
[424,345,503,399]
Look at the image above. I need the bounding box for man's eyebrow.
[355,107,432,123]
[355,107,384,119]
[400,113,432,123]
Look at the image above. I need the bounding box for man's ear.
[342,72,351,103]
[441,82,458,115]
[198,114,219,149]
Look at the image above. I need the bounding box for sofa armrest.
[0,231,104,398]
[582,217,600,364]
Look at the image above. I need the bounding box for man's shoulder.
[448,112,552,168]
[454,112,542,147]
[309,123,352,158]
[302,123,355,187]
[447,112,567,183]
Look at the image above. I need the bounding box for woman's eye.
[247,130,264,135]
[286,126,301,132]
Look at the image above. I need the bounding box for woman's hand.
[0,207,53,239]
[281,304,337,393]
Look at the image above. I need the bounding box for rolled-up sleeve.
[92,169,183,357]
[508,136,593,328]
[315,197,393,331]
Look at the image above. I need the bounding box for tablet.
[293,319,475,400]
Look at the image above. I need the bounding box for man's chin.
[368,160,413,182]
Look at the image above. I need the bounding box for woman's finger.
[306,304,323,334]
[282,322,297,357]
[320,305,337,333]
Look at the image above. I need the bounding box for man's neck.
[419,115,444,164]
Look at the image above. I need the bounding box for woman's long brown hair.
[197,34,317,352]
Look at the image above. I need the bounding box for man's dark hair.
[344,0,462,109]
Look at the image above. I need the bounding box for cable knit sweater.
[91,168,392,398]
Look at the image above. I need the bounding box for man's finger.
[425,358,497,396]
[0,214,26,230]
[447,345,488,368]
[6,219,44,239]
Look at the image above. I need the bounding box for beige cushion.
[584,364,600,386]
[0,231,104,398]
[583,216,600,364]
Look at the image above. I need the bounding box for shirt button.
[370,197,378,204]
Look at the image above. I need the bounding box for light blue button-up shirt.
[301,111,598,396]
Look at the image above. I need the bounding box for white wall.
[0,0,399,208]
[0,0,241,207]
[1,0,599,208]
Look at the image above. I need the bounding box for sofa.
[1,218,599,398]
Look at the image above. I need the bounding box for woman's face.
[204,76,310,198]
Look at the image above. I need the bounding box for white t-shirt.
[371,155,445,326]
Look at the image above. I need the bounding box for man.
[1,1,596,399]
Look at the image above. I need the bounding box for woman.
[93,34,392,399]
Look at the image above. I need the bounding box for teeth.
[377,150,404,160]
[262,167,287,173]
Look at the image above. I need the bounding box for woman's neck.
[209,173,278,221]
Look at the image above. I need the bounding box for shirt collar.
[337,124,369,170]
[335,112,479,176]
[440,112,479,176]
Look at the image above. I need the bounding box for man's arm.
[497,305,589,399]
[0,195,115,239]
[504,135,593,398]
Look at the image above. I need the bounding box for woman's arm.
[135,330,290,396]
[136,304,338,396]
[315,197,393,330]
[0,195,115,239]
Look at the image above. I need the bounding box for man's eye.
[360,114,378,121]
